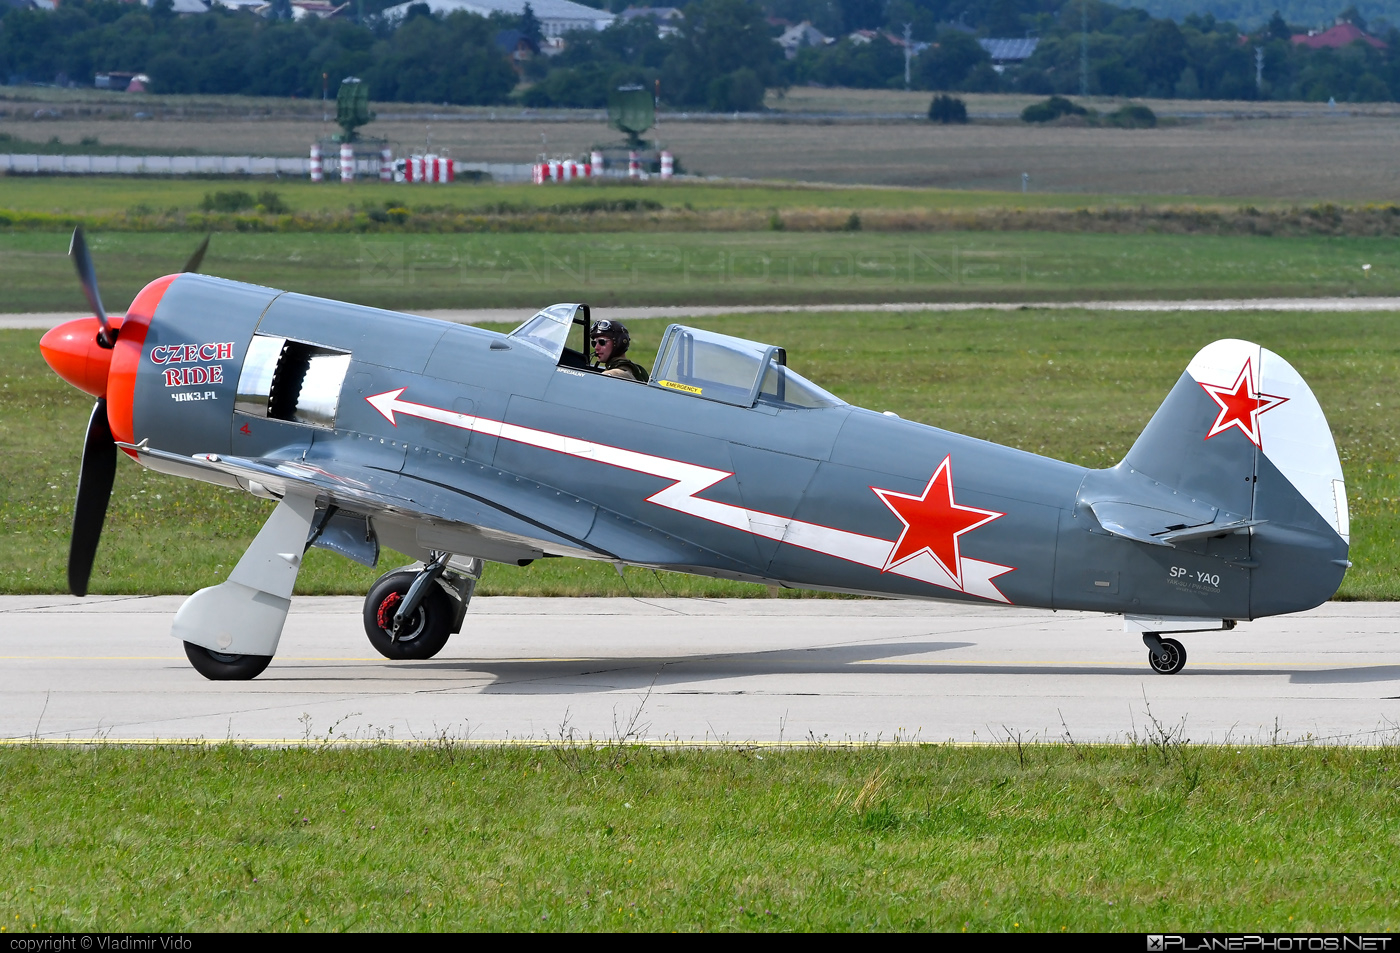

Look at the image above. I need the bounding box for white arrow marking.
[366,389,1012,602]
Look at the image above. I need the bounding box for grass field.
[8,86,1400,196]
[1,743,1397,931]
[2,308,1395,599]
[0,176,1220,217]
[2,229,1396,313]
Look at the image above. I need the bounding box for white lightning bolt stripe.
[367,389,1012,602]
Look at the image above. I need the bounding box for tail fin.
[1124,339,1348,615]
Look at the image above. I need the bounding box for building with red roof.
[1291,22,1386,51]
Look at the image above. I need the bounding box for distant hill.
[1126,1,1399,31]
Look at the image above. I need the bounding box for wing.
[122,443,601,564]
[120,443,752,573]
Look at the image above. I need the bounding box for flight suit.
[598,358,648,381]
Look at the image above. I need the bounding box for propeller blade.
[182,234,211,274]
[68,227,114,348]
[69,398,117,598]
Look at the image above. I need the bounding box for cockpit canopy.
[507,306,844,410]
[651,324,842,409]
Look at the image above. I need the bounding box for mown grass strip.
[1,744,1397,931]
[3,229,1399,313]
[0,176,1245,218]
[6,199,1398,239]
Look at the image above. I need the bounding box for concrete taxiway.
[2,597,1396,745]
[6,297,1400,332]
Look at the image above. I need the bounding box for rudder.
[1124,339,1348,615]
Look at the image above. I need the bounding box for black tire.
[363,571,454,661]
[1147,637,1187,675]
[183,641,273,681]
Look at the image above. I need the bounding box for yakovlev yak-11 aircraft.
[39,230,1350,680]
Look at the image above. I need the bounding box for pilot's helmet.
[590,319,631,356]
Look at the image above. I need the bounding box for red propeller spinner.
[39,274,175,446]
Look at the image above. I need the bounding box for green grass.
[2,308,1395,599]
[0,133,199,157]
[0,177,1239,218]
[2,230,1398,313]
[1,743,1397,931]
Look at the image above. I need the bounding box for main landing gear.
[1142,633,1187,675]
[362,553,479,661]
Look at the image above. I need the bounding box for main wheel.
[1147,637,1187,675]
[183,641,272,681]
[363,571,454,661]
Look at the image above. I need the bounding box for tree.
[1134,18,1187,95]
[1267,10,1291,42]
[708,65,764,110]
[1338,5,1366,32]
[519,2,543,46]
[836,0,883,32]
[661,0,779,109]
[792,35,904,89]
[984,0,1025,37]
[927,93,967,122]
[914,29,990,91]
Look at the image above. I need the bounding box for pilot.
[590,319,648,382]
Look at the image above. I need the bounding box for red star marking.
[1198,359,1288,448]
[871,455,1003,586]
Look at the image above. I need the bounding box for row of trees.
[2,0,1399,107]
[520,0,782,111]
[779,1,1400,102]
[0,0,518,102]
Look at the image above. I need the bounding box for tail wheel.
[363,571,453,661]
[1147,637,1187,675]
[183,641,272,681]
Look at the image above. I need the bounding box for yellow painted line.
[0,656,1387,672]
[0,656,185,661]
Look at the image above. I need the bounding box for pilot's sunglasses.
[592,338,611,346]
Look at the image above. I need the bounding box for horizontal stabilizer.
[1157,519,1267,544]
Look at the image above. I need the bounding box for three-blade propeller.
[63,229,211,596]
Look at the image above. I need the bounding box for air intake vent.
[236,335,351,429]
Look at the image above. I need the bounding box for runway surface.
[2,597,1396,745]
[5,297,1400,331]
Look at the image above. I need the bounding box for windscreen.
[508,304,578,361]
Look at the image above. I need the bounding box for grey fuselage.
[133,276,1347,620]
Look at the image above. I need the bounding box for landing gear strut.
[362,553,478,660]
[1143,633,1187,675]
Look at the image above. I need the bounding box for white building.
[380,0,615,36]
[776,21,831,59]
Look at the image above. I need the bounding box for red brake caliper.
[377,591,403,632]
